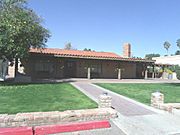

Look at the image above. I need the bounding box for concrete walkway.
[73,82,155,116]
[35,78,180,84]
[72,82,180,135]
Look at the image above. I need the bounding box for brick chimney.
[123,43,131,58]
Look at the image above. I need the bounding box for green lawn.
[0,83,97,114]
[96,83,180,105]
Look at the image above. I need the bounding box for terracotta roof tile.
[29,48,154,63]
[30,48,121,58]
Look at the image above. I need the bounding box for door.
[64,61,77,78]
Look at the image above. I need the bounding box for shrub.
[165,68,173,74]
[168,65,180,80]
[175,65,180,80]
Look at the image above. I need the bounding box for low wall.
[166,103,180,109]
[151,92,180,113]
[0,108,117,128]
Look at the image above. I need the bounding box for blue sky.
[28,0,180,57]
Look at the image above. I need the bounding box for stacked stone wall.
[0,108,117,128]
[151,92,180,113]
[98,93,112,108]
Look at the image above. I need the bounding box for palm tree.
[176,39,180,50]
[163,41,171,55]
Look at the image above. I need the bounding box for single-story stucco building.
[152,55,180,66]
[7,43,155,81]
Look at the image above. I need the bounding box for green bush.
[175,65,180,80]
[166,65,180,80]
[165,68,173,74]
[165,65,180,80]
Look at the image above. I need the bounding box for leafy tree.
[163,41,171,55]
[84,48,92,51]
[177,39,180,50]
[64,42,72,50]
[0,0,50,75]
[64,42,77,50]
[145,53,160,60]
[175,65,180,80]
[175,50,180,55]
[132,56,142,59]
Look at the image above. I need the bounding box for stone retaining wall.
[0,108,117,128]
[166,103,180,109]
[151,92,180,113]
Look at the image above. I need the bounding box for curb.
[0,120,110,135]
[34,120,110,135]
[0,127,33,135]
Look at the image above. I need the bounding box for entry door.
[64,61,76,78]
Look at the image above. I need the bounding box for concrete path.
[73,82,155,116]
[72,82,180,135]
[35,78,180,84]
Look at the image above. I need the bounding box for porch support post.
[145,69,148,79]
[152,65,155,78]
[87,67,91,79]
[162,65,165,79]
[118,68,122,80]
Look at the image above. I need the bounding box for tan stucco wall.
[7,64,15,78]
[7,59,24,78]
[153,55,180,66]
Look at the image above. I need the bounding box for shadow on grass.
[0,79,76,86]
[165,83,180,87]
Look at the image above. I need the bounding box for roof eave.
[29,52,155,63]
[53,54,155,63]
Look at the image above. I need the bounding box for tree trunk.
[15,58,18,77]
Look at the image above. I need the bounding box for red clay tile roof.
[29,48,154,63]
[30,48,121,58]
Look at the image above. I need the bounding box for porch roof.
[30,48,154,63]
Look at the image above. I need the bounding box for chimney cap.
[123,43,131,46]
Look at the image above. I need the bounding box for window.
[91,64,102,74]
[35,62,53,72]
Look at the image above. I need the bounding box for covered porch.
[23,53,154,80]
